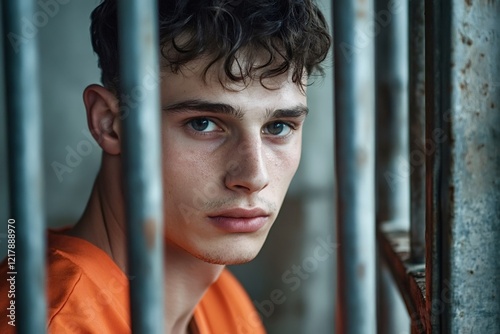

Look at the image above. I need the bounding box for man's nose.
[224,137,270,194]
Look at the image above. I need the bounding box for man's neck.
[162,243,224,333]
[67,163,224,334]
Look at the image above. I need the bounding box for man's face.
[160,59,307,265]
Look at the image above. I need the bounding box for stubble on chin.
[191,247,261,265]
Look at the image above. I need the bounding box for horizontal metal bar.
[378,226,428,333]
[3,1,47,333]
[117,0,164,333]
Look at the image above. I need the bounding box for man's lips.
[208,208,270,219]
[207,208,270,233]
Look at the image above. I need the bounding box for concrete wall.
[0,1,335,332]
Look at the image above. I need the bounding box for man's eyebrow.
[267,105,309,119]
[163,99,308,119]
[163,99,244,119]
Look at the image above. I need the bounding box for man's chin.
[192,251,258,266]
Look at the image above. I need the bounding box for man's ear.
[83,84,121,155]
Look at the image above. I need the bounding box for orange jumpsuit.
[0,231,265,333]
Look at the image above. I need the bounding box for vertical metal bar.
[3,1,47,333]
[333,0,377,333]
[424,0,444,332]
[373,0,410,333]
[377,263,410,334]
[117,1,164,333]
[408,0,426,265]
[375,0,409,226]
[438,0,500,332]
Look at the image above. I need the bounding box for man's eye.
[263,122,293,136]
[188,118,219,132]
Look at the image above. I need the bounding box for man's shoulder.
[47,251,130,333]
[46,248,86,318]
[0,232,130,333]
[195,269,266,334]
[46,232,130,333]
[0,246,86,333]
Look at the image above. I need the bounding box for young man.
[1,0,330,332]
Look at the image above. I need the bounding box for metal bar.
[373,0,410,333]
[437,0,500,332]
[408,0,426,265]
[377,227,427,333]
[377,259,411,334]
[116,1,164,333]
[374,0,409,225]
[3,1,47,333]
[333,0,377,332]
[424,0,444,331]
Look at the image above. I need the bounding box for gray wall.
[0,1,335,333]
[1,0,103,231]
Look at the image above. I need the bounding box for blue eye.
[188,118,219,132]
[263,121,293,136]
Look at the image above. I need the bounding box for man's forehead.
[159,60,307,100]
[160,46,307,92]
[158,58,307,118]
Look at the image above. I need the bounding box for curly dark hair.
[90,0,331,92]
